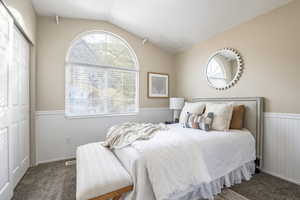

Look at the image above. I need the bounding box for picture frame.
[147,72,169,98]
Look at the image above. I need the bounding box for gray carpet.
[231,172,300,200]
[12,161,76,200]
[215,189,250,200]
[12,160,300,200]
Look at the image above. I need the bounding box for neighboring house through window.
[65,31,139,117]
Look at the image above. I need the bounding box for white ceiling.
[32,0,291,53]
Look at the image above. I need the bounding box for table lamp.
[169,97,185,122]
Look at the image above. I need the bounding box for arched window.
[65,31,139,117]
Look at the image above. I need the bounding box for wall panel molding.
[35,110,300,185]
[263,112,300,185]
[35,107,172,164]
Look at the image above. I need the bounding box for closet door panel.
[23,119,30,165]
[10,30,19,107]
[21,40,29,107]
[10,123,19,174]
[20,121,26,163]
[9,27,30,187]
[9,27,20,187]
[0,2,30,198]
[0,3,13,199]
[17,27,30,175]
[0,8,9,109]
[0,128,10,199]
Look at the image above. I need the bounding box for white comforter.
[114,124,256,200]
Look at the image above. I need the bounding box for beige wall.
[175,0,300,113]
[36,16,176,111]
[3,0,36,43]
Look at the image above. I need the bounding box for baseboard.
[261,169,300,185]
[36,156,75,166]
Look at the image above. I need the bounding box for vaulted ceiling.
[32,0,291,53]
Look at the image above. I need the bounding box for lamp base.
[173,110,181,122]
[165,121,177,125]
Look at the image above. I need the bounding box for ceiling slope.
[32,0,292,53]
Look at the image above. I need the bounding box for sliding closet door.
[9,26,30,187]
[0,2,30,199]
[0,3,13,200]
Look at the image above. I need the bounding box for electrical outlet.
[65,137,71,144]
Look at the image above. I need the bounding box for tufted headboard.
[192,97,264,168]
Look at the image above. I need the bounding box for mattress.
[113,124,256,200]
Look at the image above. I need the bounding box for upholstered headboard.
[192,97,264,168]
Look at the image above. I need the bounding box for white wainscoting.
[263,112,300,185]
[35,110,300,185]
[35,108,172,164]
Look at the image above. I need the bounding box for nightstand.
[165,121,177,125]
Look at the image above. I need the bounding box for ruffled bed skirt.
[173,161,256,200]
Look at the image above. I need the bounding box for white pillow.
[179,102,206,124]
[204,103,234,131]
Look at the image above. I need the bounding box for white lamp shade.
[169,98,185,110]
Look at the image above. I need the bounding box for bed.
[77,97,264,200]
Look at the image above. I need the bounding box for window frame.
[65,30,140,118]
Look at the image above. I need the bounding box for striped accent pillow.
[184,112,214,131]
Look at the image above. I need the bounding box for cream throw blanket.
[102,122,169,149]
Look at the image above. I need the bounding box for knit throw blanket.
[102,122,169,149]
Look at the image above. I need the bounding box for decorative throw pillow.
[185,112,214,131]
[204,103,234,131]
[230,105,246,129]
[179,102,206,124]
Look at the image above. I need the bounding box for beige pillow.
[205,103,234,131]
[179,102,206,124]
[230,105,246,129]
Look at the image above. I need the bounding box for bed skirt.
[170,161,255,200]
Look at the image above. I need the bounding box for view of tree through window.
[66,32,138,117]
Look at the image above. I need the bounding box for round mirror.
[206,48,243,90]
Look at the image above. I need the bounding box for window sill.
[65,112,139,119]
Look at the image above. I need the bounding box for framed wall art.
[147,72,169,98]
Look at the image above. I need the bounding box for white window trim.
[65,30,140,118]
[64,111,139,120]
[65,62,139,72]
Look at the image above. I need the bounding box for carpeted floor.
[12,160,300,200]
[215,189,249,200]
